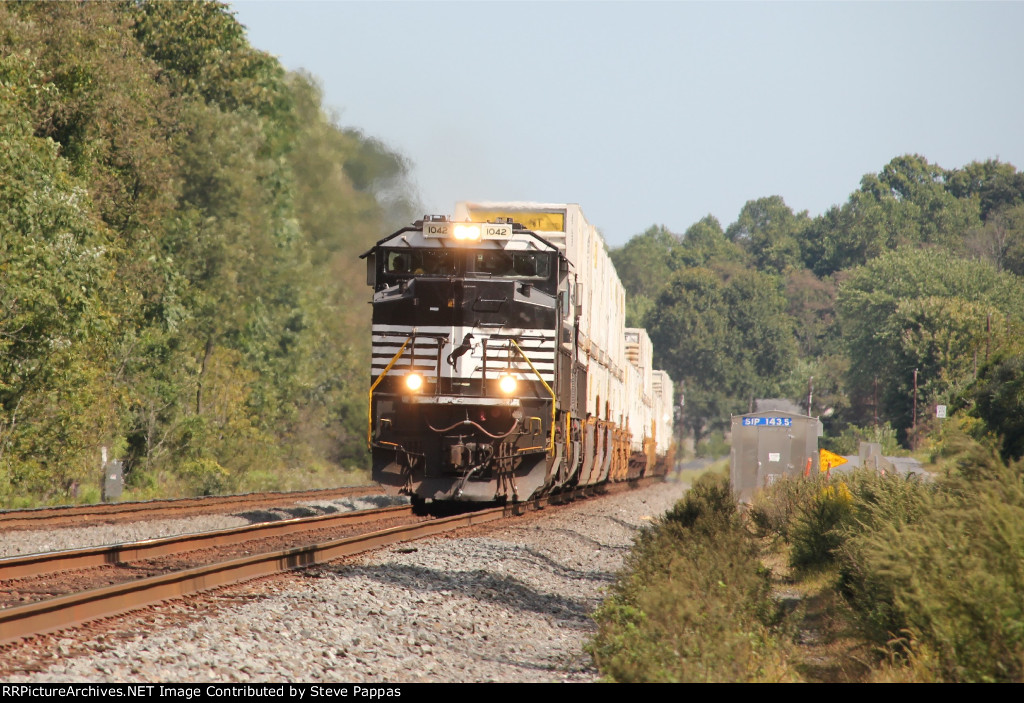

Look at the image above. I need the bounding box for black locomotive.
[362,208,672,505]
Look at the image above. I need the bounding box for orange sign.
[819,448,848,473]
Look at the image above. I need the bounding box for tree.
[809,155,982,276]
[0,0,419,503]
[611,224,680,298]
[837,248,1024,442]
[946,159,1024,223]
[0,49,118,498]
[726,196,810,274]
[783,268,837,358]
[610,225,682,326]
[645,264,796,442]
[965,203,1024,276]
[874,154,979,252]
[967,350,1024,462]
[674,215,744,269]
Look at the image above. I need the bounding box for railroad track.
[0,484,383,531]
[0,504,417,584]
[0,483,625,646]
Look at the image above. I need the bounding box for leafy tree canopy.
[726,196,810,274]
[645,263,796,440]
[837,248,1024,437]
[0,1,417,504]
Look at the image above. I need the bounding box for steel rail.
[0,506,507,646]
[0,485,382,529]
[0,505,414,581]
[0,480,661,646]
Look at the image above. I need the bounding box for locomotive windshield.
[382,248,553,281]
[384,249,458,276]
[469,251,551,278]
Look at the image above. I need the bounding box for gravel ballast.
[4,480,688,683]
[0,495,409,558]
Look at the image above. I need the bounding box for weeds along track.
[0,485,383,531]
[0,482,643,647]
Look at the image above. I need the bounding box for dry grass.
[761,547,873,682]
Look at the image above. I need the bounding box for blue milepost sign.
[741,417,793,427]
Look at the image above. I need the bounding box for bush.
[824,423,900,456]
[837,449,1024,681]
[589,473,796,682]
[663,471,737,532]
[747,475,821,541]
[789,480,854,569]
[178,457,231,496]
[695,430,730,459]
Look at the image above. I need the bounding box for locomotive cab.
[362,216,568,503]
[362,205,676,506]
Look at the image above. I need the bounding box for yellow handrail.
[509,339,557,455]
[367,336,413,448]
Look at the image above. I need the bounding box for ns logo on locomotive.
[362,202,675,506]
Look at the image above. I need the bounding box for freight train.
[362,202,674,505]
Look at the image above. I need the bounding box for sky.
[230,1,1024,247]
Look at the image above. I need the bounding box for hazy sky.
[231,1,1024,247]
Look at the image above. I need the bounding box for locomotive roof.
[360,218,565,260]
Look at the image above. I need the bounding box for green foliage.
[966,349,1024,462]
[837,247,1024,441]
[824,423,900,456]
[964,203,1024,276]
[601,449,1024,682]
[610,154,1024,455]
[836,454,1024,681]
[131,0,295,133]
[589,473,794,682]
[610,217,744,328]
[783,268,838,358]
[178,457,231,497]
[609,224,682,301]
[0,1,413,504]
[726,196,811,274]
[789,480,854,569]
[753,453,1024,682]
[663,471,737,531]
[0,46,120,501]
[645,262,796,441]
[810,155,981,276]
[747,475,822,542]
[694,430,730,459]
[833,472,935,645]
[779,355,849,432]
[674,215,745,268]
[946,159,1024,223]
[602,151,1024,681]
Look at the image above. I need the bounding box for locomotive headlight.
[405,373,424,392]
[499,374,517,394]
[453,224,481,241]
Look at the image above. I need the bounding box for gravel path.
[3,480,688,683]
[0,495,409,558]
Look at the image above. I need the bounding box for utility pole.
[987,313,992,363]
[873,376,878,427]
[912,368,918,450]
[807,376,813,416]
